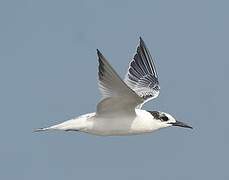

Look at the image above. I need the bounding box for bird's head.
[148,111,193,129]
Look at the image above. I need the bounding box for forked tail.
[33,127,52,132]
[34,112,95,133]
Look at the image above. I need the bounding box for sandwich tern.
[35,37,192,136]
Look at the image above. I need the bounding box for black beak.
[170,121,193,129]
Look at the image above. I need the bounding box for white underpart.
[35,38,176,136]
[40,109,172,136]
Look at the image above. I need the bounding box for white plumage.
[35,37,192,136]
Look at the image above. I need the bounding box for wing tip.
[97,49,101,56]
[139,36,146,47]
[97,49,104,63]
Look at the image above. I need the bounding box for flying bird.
[35,37,192,136]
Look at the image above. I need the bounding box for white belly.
[83,110,157,136]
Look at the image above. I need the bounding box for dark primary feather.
[125,37,160,102]
[96,49,143,115]
[97,49,139,98]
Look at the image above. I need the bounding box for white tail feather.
[34,112,95,133]
[33,127,51,132]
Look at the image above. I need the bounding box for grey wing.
[96,49,143,115]
[124,37,160,106]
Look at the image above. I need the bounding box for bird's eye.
[161,116,169,121]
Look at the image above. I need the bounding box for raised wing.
[124,37,160,105]
[96,49,143,115]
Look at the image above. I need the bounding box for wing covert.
[96,49,143,115]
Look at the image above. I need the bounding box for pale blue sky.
[0,0,228,179]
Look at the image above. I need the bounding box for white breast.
[83,109,161,136]
[131,109,162,133]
